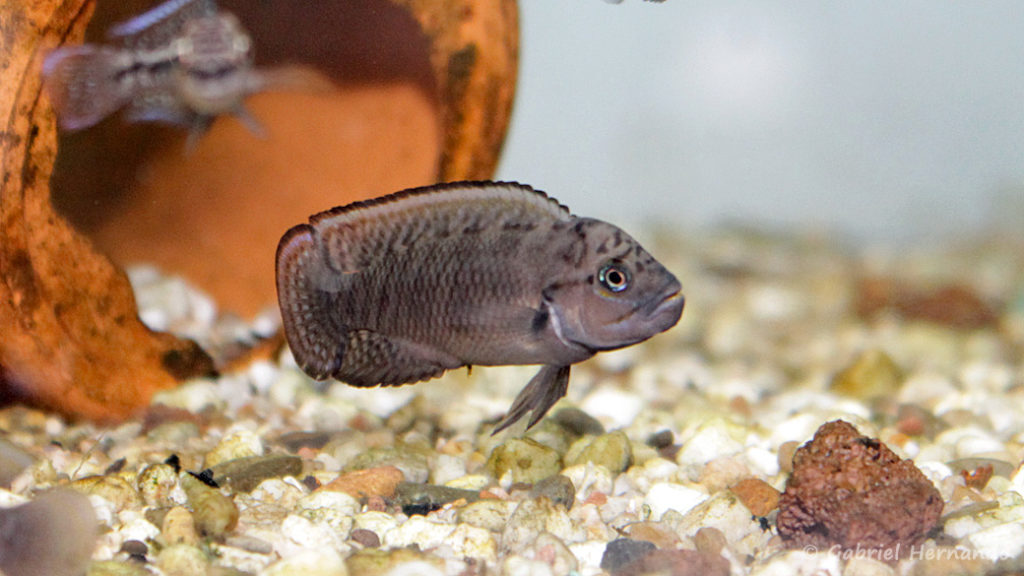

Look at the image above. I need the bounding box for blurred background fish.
[42,0,329,149]
[0,490,98,576]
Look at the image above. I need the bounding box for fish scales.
[277,181,685,433]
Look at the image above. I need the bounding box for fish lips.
[645,286,685,332]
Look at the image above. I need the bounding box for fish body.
[0,490,98,576]
[276,181,684,433]
[42,0,268,146]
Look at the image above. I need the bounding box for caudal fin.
[275,224,347,380]
[42,45,131,131]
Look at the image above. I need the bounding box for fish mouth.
[644,287,685,318]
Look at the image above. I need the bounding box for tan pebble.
[730,477,780,517]
[700,456,752,493]
[161,506,199,545]
[622,521,682,549]
[181,473,239,537]
[778,441,800,475]
[72,474,141,508]
[457,499,516,532]
[322,465,405,499]
[157,543,209,576]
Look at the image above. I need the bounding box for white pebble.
[561,463,614,503]
[748,549,841,576]
[501,556,554,576]
[676,422,744,470]
[579,387,643,429]
[278,514,344,551]
[259,548,348,576]
[447,523,498,564]
[383,516,455,550]
[967,521,1024,561]
[297,491,359,531]
[568,540,608,576]
[644,482,707,520]
[352,511,400,536]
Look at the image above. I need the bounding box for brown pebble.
[646,429,674,450]
[616,549,729,576]
[209,454,304,493]
[896,403,947,440]
[776,420,943,560]
[855,277,999,330]
[276,430,334,452]
[730,478,780,517]
[350,528,381,548]
[141,404,206,434]
[322,465,405,499]
[366,495,388,512]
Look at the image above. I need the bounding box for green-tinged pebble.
[486,438,562,485]
[831,349,904,399]
[564,430,633,473]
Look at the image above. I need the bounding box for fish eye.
[598,263,630,293]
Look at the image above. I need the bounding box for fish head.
[545,219,684,353]
[174,13,254,115]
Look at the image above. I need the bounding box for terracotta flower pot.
[0,0,518,421]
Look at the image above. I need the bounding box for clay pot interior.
[49,0,443,318]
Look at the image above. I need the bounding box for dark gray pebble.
[552,408,605,437]
[529,474,576,510]
[395,482,480,516]
[600,538,657,573]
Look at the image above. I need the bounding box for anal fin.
[492,365,571,435]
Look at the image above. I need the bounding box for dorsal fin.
[309,181,572,230]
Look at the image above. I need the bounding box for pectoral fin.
[492,365,571,435]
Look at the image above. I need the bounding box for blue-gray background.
[497,1,1024,243]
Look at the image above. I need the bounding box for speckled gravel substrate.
[2,226,1023,576]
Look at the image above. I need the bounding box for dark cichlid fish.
[276,182,684,433]
[0,490,98,576]
[42,0,310,148]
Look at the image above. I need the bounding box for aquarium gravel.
[1,226,1023,576]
